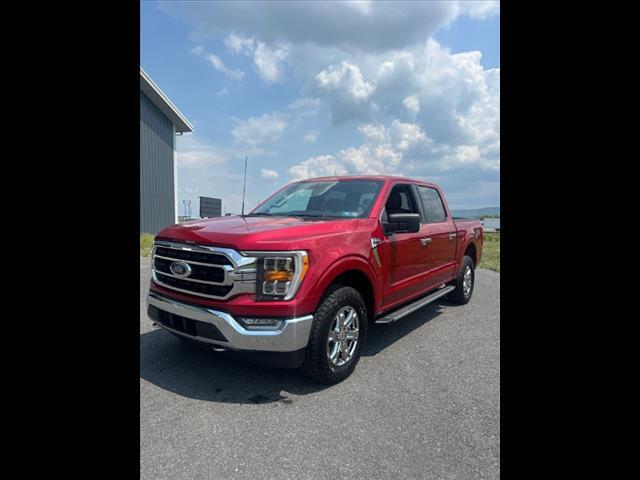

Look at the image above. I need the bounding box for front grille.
[154,272,233,297]
[148,305,227,342]
[152,242,256,300]
[154,246,231,266]
[154,257,226,283]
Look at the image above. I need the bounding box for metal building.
[140,68,193,234]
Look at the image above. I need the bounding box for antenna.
[241,156,248,216]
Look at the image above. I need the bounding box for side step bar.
[375,285,456,324]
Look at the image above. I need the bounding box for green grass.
[140,233,154,257]
[479,232,500,272]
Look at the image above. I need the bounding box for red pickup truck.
[147,175,483,384]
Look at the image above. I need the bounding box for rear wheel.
[300,285,367,384]
[447,255,475,304]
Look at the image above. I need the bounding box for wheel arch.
[464,240,478,267]
[310,256,379,321]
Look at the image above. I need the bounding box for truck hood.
[156,215,361,251]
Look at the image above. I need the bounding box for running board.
[375,285,455,324]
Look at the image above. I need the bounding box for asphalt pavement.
[140,257,500,479]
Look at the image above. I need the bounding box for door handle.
[420,237,432,246]
[448,233,457,240]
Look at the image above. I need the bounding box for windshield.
[251,180,383,218]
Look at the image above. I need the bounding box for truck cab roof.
[293,175,439,189]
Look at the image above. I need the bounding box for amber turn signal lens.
[299,254,309,281]
[263,270,294,282]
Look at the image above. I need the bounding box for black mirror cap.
[383,213,421,234]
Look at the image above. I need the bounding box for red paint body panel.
[151,175,483,319]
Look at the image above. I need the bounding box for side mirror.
[383,213,421,235]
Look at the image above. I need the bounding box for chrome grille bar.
[151,241,257,300]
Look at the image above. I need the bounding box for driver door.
[379,183,429,307]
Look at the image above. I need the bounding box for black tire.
[300,285,368,384]
[447,255,475,304]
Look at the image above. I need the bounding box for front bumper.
[146,292,314,353]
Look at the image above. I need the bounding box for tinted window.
[417,186,447,223]
[252,180,383,218]
[385,184,419,215]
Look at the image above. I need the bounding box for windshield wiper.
[293,213,343,219]
[247,212,343,219]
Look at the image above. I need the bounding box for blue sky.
[141,1,500,216]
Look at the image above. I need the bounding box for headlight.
[246,250,309,301]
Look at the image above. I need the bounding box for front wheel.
[447,255,475,304]
[300,285,368,384]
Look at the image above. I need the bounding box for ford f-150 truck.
[147,175,483,384]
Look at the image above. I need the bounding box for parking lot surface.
[140,257,500,479]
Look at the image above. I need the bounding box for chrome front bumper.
[146,292,314,352]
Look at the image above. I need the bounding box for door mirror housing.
[383,213,421,235]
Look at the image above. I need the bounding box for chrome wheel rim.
[326,306,359,367]
[463,265,473,296]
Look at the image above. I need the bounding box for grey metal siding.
[140,91,176,234]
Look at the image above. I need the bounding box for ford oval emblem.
[169,261,192,278]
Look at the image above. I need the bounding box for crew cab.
[147,175,483,384]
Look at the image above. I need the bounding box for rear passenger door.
[415,185,458,287]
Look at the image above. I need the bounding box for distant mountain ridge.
[451,206,500,218]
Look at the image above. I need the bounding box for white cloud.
[403,95,420,117]
[287,106,496,182]
[216,87,228,96]
[389,120,429,151]
[315,62,375,123]
[253,42,289,83]
[289,119,422,180]
[287,155,348,180]
[456,145,481,164]
[162,1,497,53]
[288,97,322,118]
[191,45,245,81]
[288,97,322,114]
[224,33,255,55]
[176,136,228,168]
[303,131,318,143]
[304,39,498,147]
[223,33,289,83]
[316,62,374,100]
[289,97,321,110]
[458,0,500,19]
[260,168,279,180]
[231,113,288,146]
[206,53,245,80]
[162,2,499,207]
[358,123,386,143]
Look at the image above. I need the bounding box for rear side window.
[417,186,447,223]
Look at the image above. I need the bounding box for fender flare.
[309,255,381,311]
[458,235,478,273]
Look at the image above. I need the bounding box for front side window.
[252,180,383,218]
[417,186,447,223]
[384,184,420,216]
